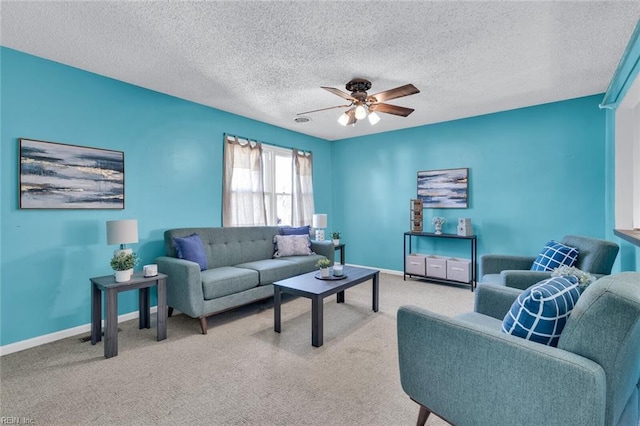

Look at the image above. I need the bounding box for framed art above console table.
[417,168,468,208]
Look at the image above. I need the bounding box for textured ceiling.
[2,1,639,141]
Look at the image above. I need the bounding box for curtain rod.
[224,133,312,155]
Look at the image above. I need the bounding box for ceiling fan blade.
[367,84,420,103]
[297,104,351,115]
[322,86,357,102]
[370,103,415,117]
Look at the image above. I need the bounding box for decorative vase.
[333,263,343,276]
[320,267,330,278]
[115,269,133,283]
[333,239,340,246]
[434,223,442,235]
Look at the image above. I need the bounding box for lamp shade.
[312,214,327,229]
[106,219,138,245]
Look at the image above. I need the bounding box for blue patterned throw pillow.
[501,275,581,346]
[531,240,578,271]
[278,225,311,236]
[173,233,208,271]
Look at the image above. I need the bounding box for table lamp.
[312,214,327,241]
[106,219,138,255]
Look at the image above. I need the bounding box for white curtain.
[291,149,315,227]
[223,136,267,226]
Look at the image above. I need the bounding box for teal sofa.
[156,226,334,334]
[480,235,620,290]
[398,272,640,426]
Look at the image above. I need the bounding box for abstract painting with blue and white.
[20,139,124,209]
[417,168,468,208]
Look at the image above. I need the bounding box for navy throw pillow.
[173,233,207,271]
[501,275,581,346]
[531,240,578,271]
[279,225,310,236]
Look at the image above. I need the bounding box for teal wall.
[604,22,640,272]
[2,35,634,347]
[0,48,332,346]
[331,96,607,270]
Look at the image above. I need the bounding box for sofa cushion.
[173,233,208,271]
[235,259,302,285]
[501,275,581,346]
[531,240,578,271]
[277,254,326,274]
[273,235,314,257]
[279,225,311,236]
[201,266,259,300]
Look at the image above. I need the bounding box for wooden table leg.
[139,287,150,329]
[311,295,323,347]
[274,285,281,333]
[104,288,118,358]
[156,277,167,341]
[91,283,102,344]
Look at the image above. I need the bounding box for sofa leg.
[199,317,208,335]
[168,307,174,317]
[416,404,431,426]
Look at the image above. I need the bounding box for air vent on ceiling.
[294,116,311,123]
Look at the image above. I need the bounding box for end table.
[90,272,167,358]
[334,243,345,264]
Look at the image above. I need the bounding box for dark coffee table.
[273,265,379,347]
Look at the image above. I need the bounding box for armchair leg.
[417,404,431,426]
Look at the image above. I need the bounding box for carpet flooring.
[0,272,474,425]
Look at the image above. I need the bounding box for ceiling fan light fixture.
[368,111,380,125]
[354,104,367,120]
[338,111,350,126]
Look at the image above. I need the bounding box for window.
[223,135,314,227]
[262,145,293,226]
[614,74,640,230]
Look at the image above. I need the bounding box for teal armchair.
[397,272,640,426]
[480,235,619,290]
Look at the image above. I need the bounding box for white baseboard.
[0,306,157,356]
[346,263,403,277]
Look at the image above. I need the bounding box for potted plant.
[431,217,446,235]
[316,258,332,278]
[110,251,140,282]
[551,265,597,291]
[331,231,341,246]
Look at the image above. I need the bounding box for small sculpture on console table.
[432,217,446,235]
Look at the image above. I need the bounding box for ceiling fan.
[298,78,420,126]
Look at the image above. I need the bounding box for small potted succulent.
[551,265,597,291]
[432,217,446,235]
[316,258,332,278]
[110,251,140,282]
[331,231,341,246]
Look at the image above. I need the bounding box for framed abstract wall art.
[417,168,468,208]
[19,138,125,209]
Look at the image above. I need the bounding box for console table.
[90,272,167,358]
[403,232,477,291]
